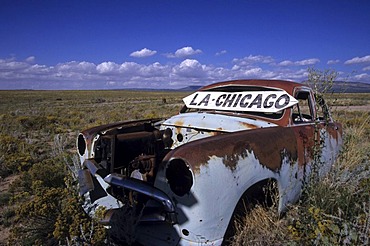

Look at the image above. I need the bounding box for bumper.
[78,159,177,224]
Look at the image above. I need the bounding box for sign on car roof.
[183,90,298,113]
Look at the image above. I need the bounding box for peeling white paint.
[318,128,343,178]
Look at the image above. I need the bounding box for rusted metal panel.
[161,126,298,173]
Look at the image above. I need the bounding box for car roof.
[199,79,305,95]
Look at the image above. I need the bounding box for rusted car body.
[76,79,342,245]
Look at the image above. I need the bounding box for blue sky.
[1,0,370,90]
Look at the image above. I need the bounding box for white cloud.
[278,58,319,66]
[243,67,263,76]
[296,58,320,66]
[25,56,35,63]
[353,73,369,80]
[327,59,340,65]
[96,61,120,73]
[130,48,157,58]
[180,59,200,67]
[119,62,141,73]
[215,50,227,56]
[56,61,96,72]
[260,70,279,79]
[0,53,369,90]
[233,55,274,65]
[0,58,30,70]
[138,62,170,78]
[25,64,51,74]
[172,59,207,78]
[176,47,202,57]
[344,55,370,65]
[106,81,117,86]
[278,60,294,66]
[166,46,202,58]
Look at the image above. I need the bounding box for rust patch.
[163,126,298,174]
[326,122,342,142]
[174,119,185,127]
[210,128,224,136]
[174,119,185,135]
[239,122,259,129]
[292,125,315,166]
[291,122,342,167]
[211,130,224,136]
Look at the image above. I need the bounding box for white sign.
[183,90,298,113]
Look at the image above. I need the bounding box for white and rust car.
[76,79,342,245]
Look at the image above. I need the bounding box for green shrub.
[0,192,10,207]
[0,207,16,227]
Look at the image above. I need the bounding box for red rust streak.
[239,122,259,129]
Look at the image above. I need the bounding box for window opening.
[292,91,314,123]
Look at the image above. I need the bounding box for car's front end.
[76,106,281,244]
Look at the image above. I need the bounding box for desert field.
[0,90,369,245]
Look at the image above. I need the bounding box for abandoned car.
[76,79,342,245]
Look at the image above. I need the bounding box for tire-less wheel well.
[223,178,279,245]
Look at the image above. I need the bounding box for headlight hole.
[166,159,193,196]
[77,134,86,156]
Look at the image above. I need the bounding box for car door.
[291,89,342,181]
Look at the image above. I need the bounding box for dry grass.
[231,205,289,245]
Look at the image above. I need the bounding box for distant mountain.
[180,81,370,93]
[178,86,202,91]
[304,81,370,93]
[118,81,370,93]
[332,81,370,93]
